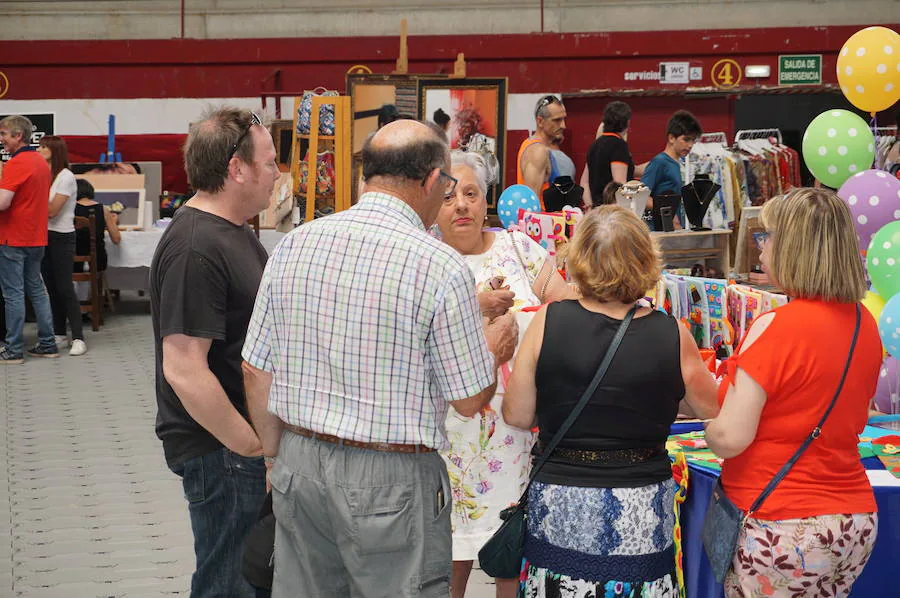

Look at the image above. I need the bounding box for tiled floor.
[0,299,496,597]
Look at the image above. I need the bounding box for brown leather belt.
[536,442,664,465]
[284,423,436,454]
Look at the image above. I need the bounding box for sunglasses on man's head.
[535,95,559,117]
[225,112,262,166]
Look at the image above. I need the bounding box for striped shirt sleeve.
[426,264,495,402]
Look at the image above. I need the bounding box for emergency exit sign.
[779,55,822,85]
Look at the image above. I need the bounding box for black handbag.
[701,304,861,583]
[478,305,637,578]
[242,492,275,590]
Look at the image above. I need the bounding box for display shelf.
[298,135,336,141]
[290,95,351,223]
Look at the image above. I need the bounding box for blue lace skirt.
[520,479,678,598]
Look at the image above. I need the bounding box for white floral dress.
[441,230,546,561]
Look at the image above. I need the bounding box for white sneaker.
[69,339,87,356]
[54,335,70,349]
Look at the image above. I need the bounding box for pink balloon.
[873,357,900,414]
[838,170,900,253]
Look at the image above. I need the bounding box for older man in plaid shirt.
[242,119,517,597]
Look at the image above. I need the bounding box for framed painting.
[346,73,447,204]
[92,189,146,230]
[417,77,508,209]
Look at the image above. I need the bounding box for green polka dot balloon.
[802,109,875,189]
[867,220,900,300]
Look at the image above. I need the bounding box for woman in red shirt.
[705,188,882,597]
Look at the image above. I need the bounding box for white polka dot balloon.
[867,220,900,301]
[838,169,900,253]
[837,26,900,113]
[497,184,541,229]
[802,110,875,189]
[879,294,900,359]
[872,357,898,413]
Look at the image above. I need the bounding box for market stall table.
[104,228,286,291]
[670,422,897,597]
[652,230,732,276]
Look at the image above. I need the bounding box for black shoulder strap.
[517,305,637,504]
[747,304,862,516]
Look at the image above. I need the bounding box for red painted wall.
[3,25,894,193]
[0,27,865,100]
[65,135,188,193]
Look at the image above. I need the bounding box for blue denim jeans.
[0,245,56,355]
[172,448,267,598]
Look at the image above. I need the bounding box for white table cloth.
[103,228,285,291]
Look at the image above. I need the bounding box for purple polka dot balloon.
[873,357,899,414]
[838,169,900,254]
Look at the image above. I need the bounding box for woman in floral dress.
[436,150,572,598]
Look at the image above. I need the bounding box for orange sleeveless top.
[717,299,881,520]
[516,137,550,198]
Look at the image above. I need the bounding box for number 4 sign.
[711,59,742,90]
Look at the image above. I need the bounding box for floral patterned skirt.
[440,392,536,561]
[725,512,878,598]
[520,479,678,598]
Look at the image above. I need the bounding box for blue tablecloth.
[670,422,899,597]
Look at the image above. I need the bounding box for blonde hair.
[760,187,866,302]
[568,205,661,303]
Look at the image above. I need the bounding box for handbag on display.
[297,150,336,196]
[478,306,637,578]
[297,87,339,135]
[701,304,862,583]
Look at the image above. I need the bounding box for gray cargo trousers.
[270,430,452,597]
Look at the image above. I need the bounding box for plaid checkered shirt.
[242,192,495,450]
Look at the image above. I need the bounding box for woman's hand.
[478,290,515,320]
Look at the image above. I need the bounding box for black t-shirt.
[150,207,268,468]
[534,301,684,488]
[586,133,634,202]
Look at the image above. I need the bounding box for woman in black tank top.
[503,206,719,597]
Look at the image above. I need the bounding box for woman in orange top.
[705,188,882,597]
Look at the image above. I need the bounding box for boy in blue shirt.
[641,110,702,229]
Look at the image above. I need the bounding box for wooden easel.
[392,18,466,78]
[393,19,409,74]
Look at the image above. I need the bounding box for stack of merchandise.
[648,273,731,353]
[725,284,789,351]
[648,275,789,356]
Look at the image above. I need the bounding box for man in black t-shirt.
[584,101,648,207]
[150,107,280,597]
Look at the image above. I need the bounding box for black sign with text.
[0,113,55,162]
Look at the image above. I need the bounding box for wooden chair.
[100,271,115,313]
[73,215,102,331]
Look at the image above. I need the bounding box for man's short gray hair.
[0,115,34,145]
[535,95,563,119]
[450,150,497,196]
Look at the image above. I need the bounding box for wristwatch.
[264,456,277,465]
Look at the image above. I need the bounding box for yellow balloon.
[837,26,900,113]
[862,290,886,322]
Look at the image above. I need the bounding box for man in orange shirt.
[516,95,567,199]
[0,115,58,363]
